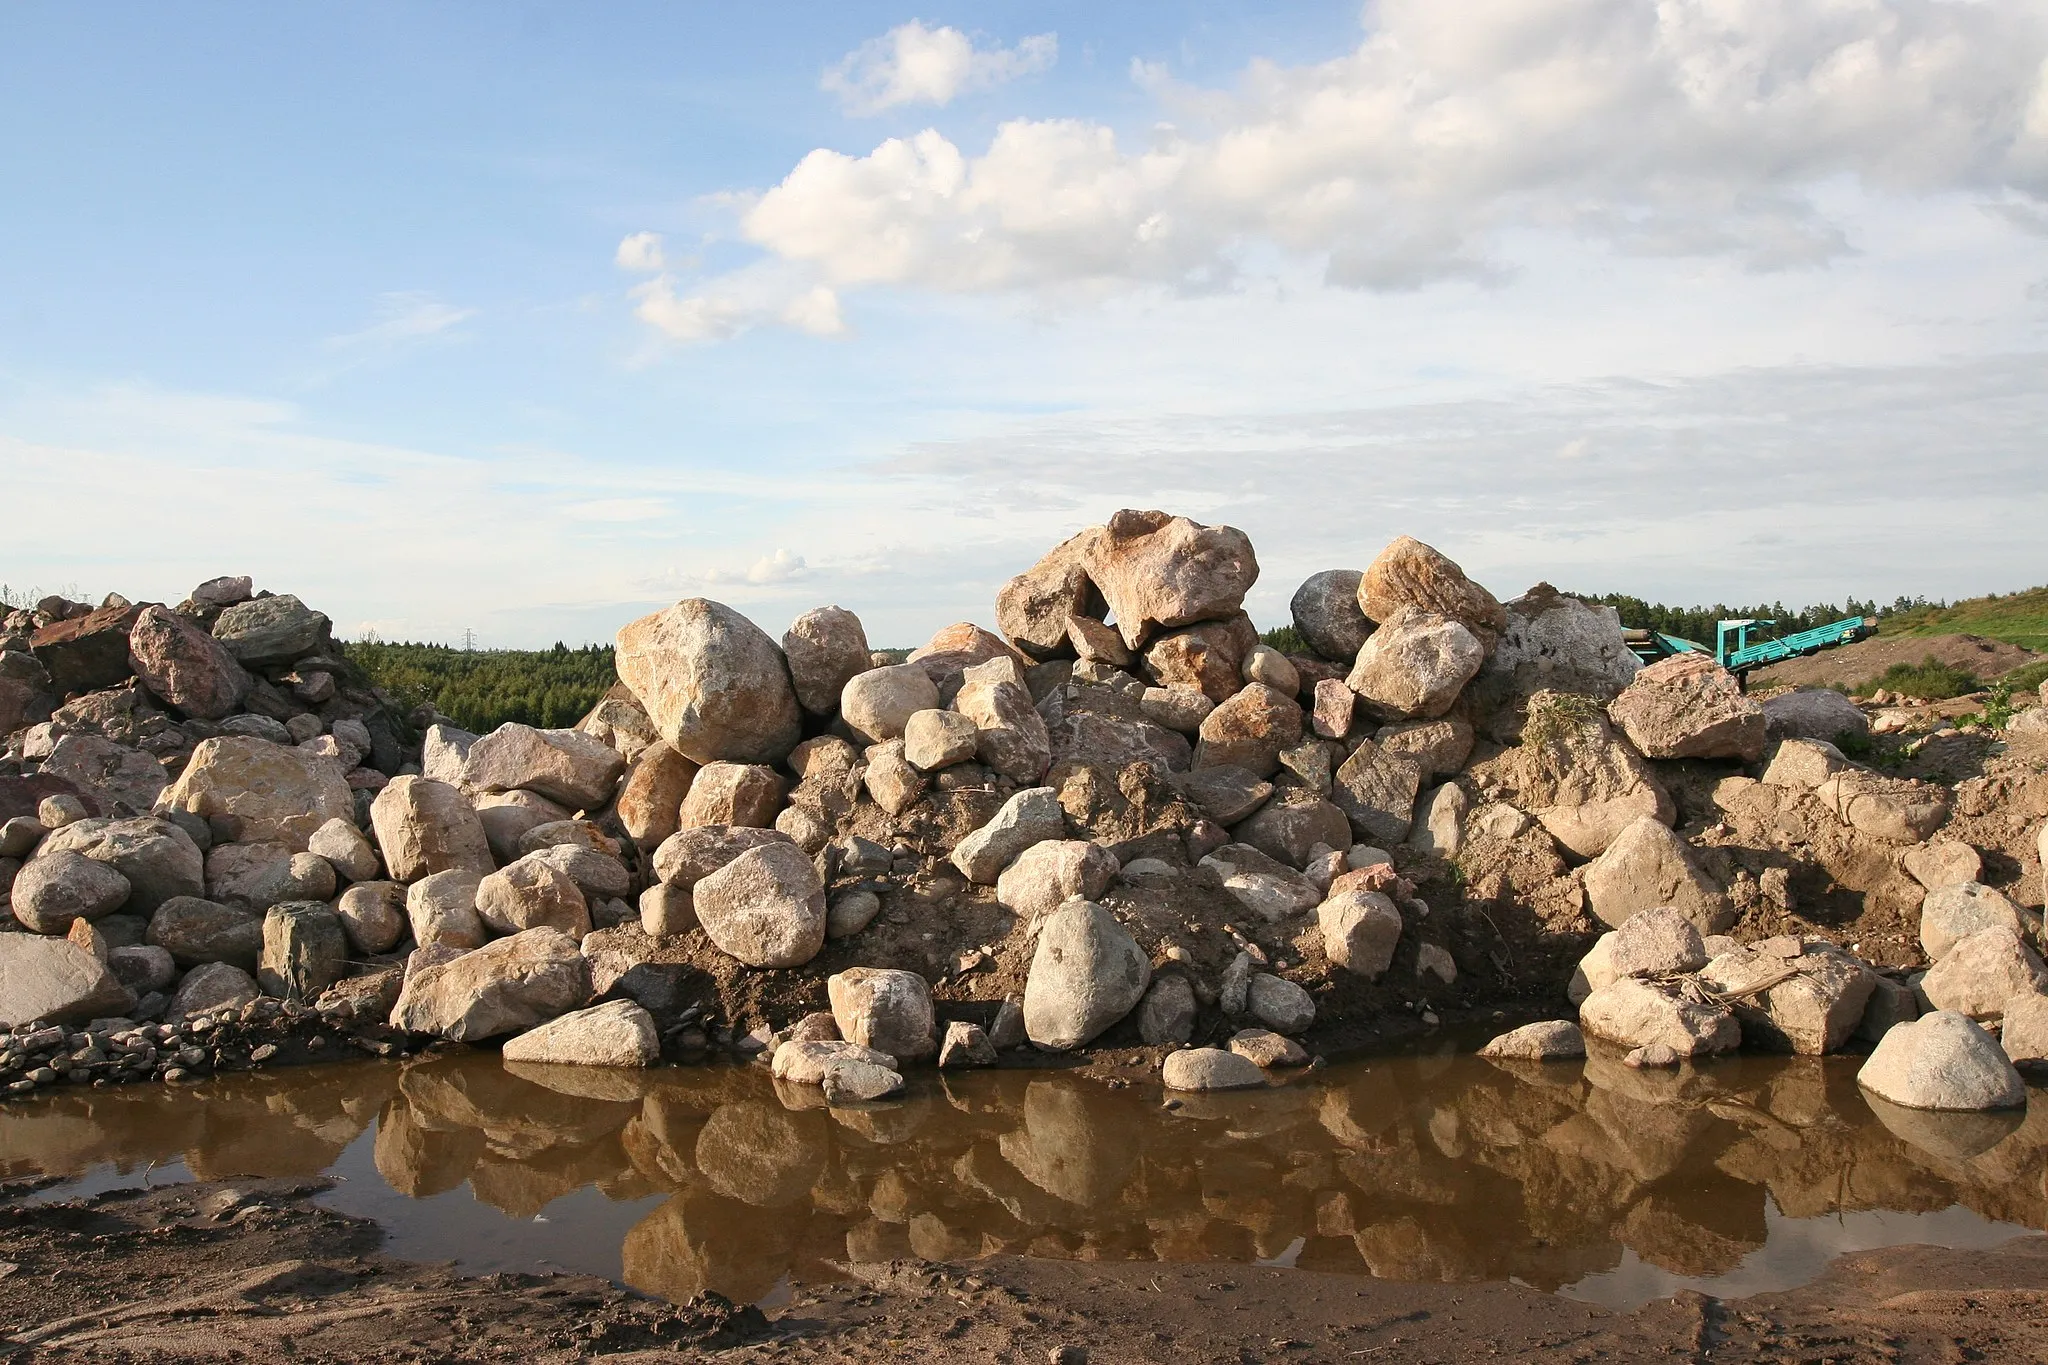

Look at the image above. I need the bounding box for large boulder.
[1578,977,1740,1057]
[1318,889,1403,978]
[652,825,792,888]
[1607,653,1766,762]
[475,853,591,939]
[1701,938,1877,1055]
[388,927,591,1041]
[1142,617,1258,705]
[0,933,134,1027]
[840,663,941,745]
[1373,719,1475,784]
[29,602,142,696]
[461,724,625,812]
[39,816,202,913]
[994,839,1118,922]
[160,736,353,852]
[1763,688,1871,743]
[1606,905,1708,978]
[41,734,168,814]
[1919,927,2048,1021]
[1857,1010,2024,1110]
[614,741,698,851]
[907,622,1029,701]
[1465,584,1639,739]
[501,999,660,1067]
[147,896,263,968]
[996,529,1105,659]
[165,961,260,1023]
[677,762,784,829]
[782,606,871,715]
[1289,570,1371,663]
[126,605,250,719]
[1022,899,1151,1050]
[308,817,379,883]
[955,660,1052,782]
[1583,817,1735,934]
[205,841,336,910]
[1902,841,1982,892]
[903,708,980,770]
[1812,769,1950,845]
[1919,882,2038,962]
[1358,537,1506,652]
[691,842,827,968]
[406,870,487,951]
[10,849,130,933]
[1082,509,1258,652]
[1330,739,1423,845]
[1234,791,1351,869]
[828,967,937,1062]
[1193,684,1302,778]
[614,598,802,765]
[369,776,495,882]
[333,880,407,954]
[1161,1048,1265,1092]
[257,901,348,1001]
[421,724,477,786]
[1487,694,1673,858]
[1173,765,1273,825]
[210,594,331,666]
[950,787,1065,884]
[1760,737,1848,790]
[1345,607,1484,721]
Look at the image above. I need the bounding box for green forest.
[343,641,616,732]
[1571,593,1884,645]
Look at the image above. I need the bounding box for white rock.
[1161,1048,1265,1092]
[691,842,827,968]
[500,999,659,1067]
[1857,1010,2024,1110]
[1021,900,1150,1050]
[828,967,937,1061]
[950,786,1065,884]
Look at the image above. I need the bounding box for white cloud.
[641,548,813,592]
[823,20,1056,116]
[646,0,2048,336]
[630,262,846,342]
[614,231,667,272]
[325,291,475,351]
[562,497,671,522]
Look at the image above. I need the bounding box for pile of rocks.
[3,514,2045,1106]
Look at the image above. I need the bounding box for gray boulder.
[828,967,936,1061]
[333,880,407,954]
[210,594,330,665]
[782,606,871,716]
[462,723,626,812]
[1582,817,1734,934]
[1289,569,1370,662]
[1920,882,2038,963]
[1919,926,2048,1021]
[1762,688,1871,743]
[1022,899,1150,1050]
[147,896,262,968]
[1246,973,1315,1034]
[11,849,131,932]
[692,841,827,968]
[500,999,659,1067]
[1479,1019,1585,1060]
[1857,1010,2024,1110]
[388,926,590,1040]
[951,786,1065,884]
[166,961,260,1023]
[1135,974,1197,1045]
[39,816,202,914]
[258,900,348,1001]
[614,598,802,765]
[0,933,135,1027]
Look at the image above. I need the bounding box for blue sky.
[5,1,2048,648]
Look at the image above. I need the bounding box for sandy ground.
[1749,631,2039,691]
[4,1175,2048,1364]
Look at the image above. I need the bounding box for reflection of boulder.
[1352,1214,1484,1282]
[1865,1092,2026,1165]
[997,1081,1141,1207]
[694,1100,828,1207]
[827,1093,937,1146]
[467,1135,627,1218]
[1616,1176,1766,1276]
[399,1057,637,1155]
[952,1141,1072,1228]
[183,1075,384,1179]
[374,1096,484,1197]
[622,1189,797,1305]
[1580,1086,1720,1184]
[500,1059,657,1103]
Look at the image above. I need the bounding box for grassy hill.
[1876,585,2048,653]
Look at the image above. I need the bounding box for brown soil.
[1749,632,2040,691]
[4,1175,2046,1363]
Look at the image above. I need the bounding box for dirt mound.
[1749,632,2040,692]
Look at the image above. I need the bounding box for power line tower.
[462,628,477,652]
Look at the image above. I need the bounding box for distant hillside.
[1876,585,2048,653]
[343,640,616,732]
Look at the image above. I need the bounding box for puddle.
[2,1048,2042,1312]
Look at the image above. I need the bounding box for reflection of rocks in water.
[1169,1083,1318,1136]
[400,1060,636,1156]
[998,1080,1141,1207]
[622,1189,799,1305]
[0,1088,206,1178]
[1616,1173,1767,1276]
[1353,1214,1484,1282]
[501,1059,657,1103]
[955,1140,1077,1229]
[184,1068,396,1178]
[1865,1093,2026,1165]
[845,1216,914,1264]
[1948,1102,2048,1229]
[374,1095,485,1197]
[1580,1086,1722,1184]
[468,1132,630,1219]
[828,1092,936,1145]
[694,1100,828,1207]
[1318,1070,1410,1150]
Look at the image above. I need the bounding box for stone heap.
[3,515,2046,1104]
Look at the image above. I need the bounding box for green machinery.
[1623,615,1872,675]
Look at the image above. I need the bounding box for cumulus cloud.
[823,20,1056,115]
[640,549,813,591]
[614,231,667,271]
[641,0,2048,335]
[630,262,846,342]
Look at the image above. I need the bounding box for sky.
[4,0,2048,649]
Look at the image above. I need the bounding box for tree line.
[343,640,616,732]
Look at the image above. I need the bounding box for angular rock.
[1142,618,1258,705]
[771,1039,897,1085]
[1161,1047,1265,1092]
[1318,889,1403,979]
[1490,693,1673,858]
[955,662,1052,782]
[1346,607,1485,721]
[994,839,1118,922]
[126,604,250,719]
[1360,537,1506,650]
[258,900,348,1001]
[1902,842,1983,893]
[828,967,937,1061]
[1760,737,1848,790]
[0,934,134,1027]
[1291,569,1372,662]
[420,724,477,786]
[821,1058,906,1105]
[1233,791,1350,869]
[692,842,827,968]
[147,896,263,968]
[996,529,1105,659]
[307,817,379,883]
[1919,881,2038,962]
[206,842,336,910]
[1172,765,1273,826]
[1997,991,2048,1067]
[615,599,802,765]
[527,844,629,904]
[783,606,872,715]
[1330,739,1423,845]
[39,816,202,913]
[1136,973,1197,1045]
[903,709,980,770]
[1606,905,1708,978]
[1022,899,1150,1050]
[1193,684,1302,778]
[1578,977,1740,1057]
[1856,974,1922,1044]
[615,740,698,851]
[1763,688,1871,743]
[1065,612,1132,666]
[501,999,660,1067]
[388,927,591,1041]
[462,723,626,812]
[1230,1027,1309,1067]
[1858,1010,2024,1110]
[11,848,130,932]
[1374,719,1474,784]
[107,943,175,995]
[839,663,941,746]
[951,786,1065,884]
[1700,939,1876,1055]
[1920,926,2048,1021]
[210,594,331,666]
[161,736,353,852]
[677,762,783,831]
[476,853,591,939]
[1608,653,1766,762]
[1082,509,1258,651]
[41,734,167,814]
[1246,973,1315,1034]
[333,880,407,954]
[1583,818,1734,934]
[1812,769,1950,845]
[1310,677,1355,741]
[1408,783,1469,857]
[825,888,880,939]
[1465,583,1639,738]
[907,622,1030,701]
[473,790,572,866]
[651,825,791,888]
[862,739,927,816]
[938,1020,997,1068]
[166,961,260,1023]
[1479,1019,1585,1060]
[369,777,495,882]
[30,602,142,696]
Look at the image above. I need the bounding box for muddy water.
[3,1049,2043,1312]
